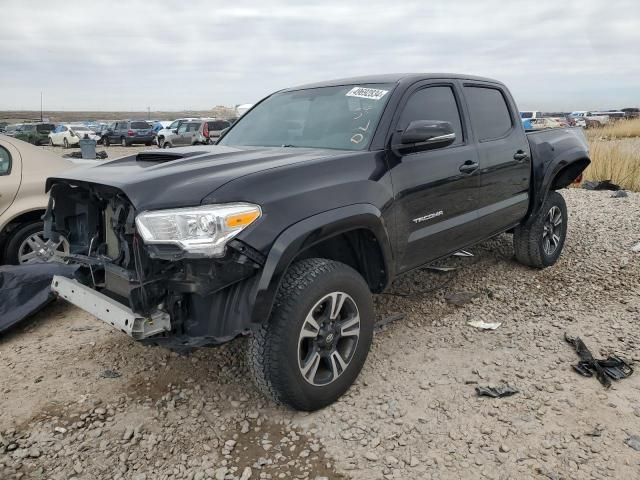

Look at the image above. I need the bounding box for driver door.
[387,81,481,273]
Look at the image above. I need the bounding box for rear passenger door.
[462,83,531,238]
[387,81,482,273]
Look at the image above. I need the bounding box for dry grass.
[584,139,640,191]
[582,118,640,191]
[585,118,640,140]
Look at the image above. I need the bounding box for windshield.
[520,112,533,119]
[219,84,394,151]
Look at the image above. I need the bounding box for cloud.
[0,0,637,110]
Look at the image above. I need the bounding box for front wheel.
[514,191,568,268]
[247,258,374,411]
[63,138,69,148]
[49,137,54,146]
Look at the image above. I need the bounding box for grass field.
[584,119,640,191]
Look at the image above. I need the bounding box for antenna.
[40,91,43,122]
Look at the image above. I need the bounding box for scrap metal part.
[51,275,171,340]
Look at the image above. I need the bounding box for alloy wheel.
[18,232,70,264]
[542,205,563,256]
[298,292,361,386]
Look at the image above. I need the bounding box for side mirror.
[399,120,455,150]
[172,129,178,134]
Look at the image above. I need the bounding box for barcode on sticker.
[346,87,388,100]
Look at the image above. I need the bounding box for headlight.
[135,203,261,257]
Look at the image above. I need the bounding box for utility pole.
[147,106,150,120]
[40,92,43,122]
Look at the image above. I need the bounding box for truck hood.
[47,145,345,211]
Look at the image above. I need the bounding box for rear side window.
[37,124,54,133]
[0,146,11,175]
[131,121,151,129]
[398,86,464,145]
[464,86,513,141]
[208,120,231,130]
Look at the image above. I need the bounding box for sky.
[1,0,638,112]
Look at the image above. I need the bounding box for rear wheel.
[121,137,127,147]
[4,222,70,265]
[104,136,110,147]
[247,258,374,411]
[514,191,568,268]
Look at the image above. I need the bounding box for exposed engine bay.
[45,181,265,347]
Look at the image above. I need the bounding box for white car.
[48,124,100,148]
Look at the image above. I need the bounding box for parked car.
[47,73,590,411]
[156,118,201,148]
[102,120,155,147]
[14,123,55,145]
[152,121,172,133]
[49,124,100,148]
[0,135,76,264]
[569,111,610,128]
[3,124,23,137]
[162,119,232,147]
[523,117,565,130]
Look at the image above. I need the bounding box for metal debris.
[476,384,519,398]
[467,320,501,330]
[565,333,633,388]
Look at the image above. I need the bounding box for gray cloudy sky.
[1,0,638,111]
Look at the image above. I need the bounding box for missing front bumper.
[51,275,171,340]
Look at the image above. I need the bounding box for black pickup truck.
[46,74,589,410]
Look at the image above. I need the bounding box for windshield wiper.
[281,144,301,148]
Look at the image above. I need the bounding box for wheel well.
[292,229,388,293]
[551,158,590,190]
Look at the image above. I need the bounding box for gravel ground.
[1,188,639,480]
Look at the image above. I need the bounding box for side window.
[464,86,513,141]
[177,123,189,134]
[187,122,200,132]
[0,146,11,175]
[398,86,463,146]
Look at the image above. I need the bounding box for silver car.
[162,119,231,148]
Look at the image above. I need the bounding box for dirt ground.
[1,183,639,479]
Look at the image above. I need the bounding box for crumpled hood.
[47,145,343,211]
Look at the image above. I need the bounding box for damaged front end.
[45,181,265,347]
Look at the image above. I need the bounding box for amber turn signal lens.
[225,210,260,228]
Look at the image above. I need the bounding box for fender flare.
[248,203,394,324]
[527,147,590,221]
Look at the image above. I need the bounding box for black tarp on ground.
[0,263,79,334]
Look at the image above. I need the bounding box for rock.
[215,467,228,480]
[500,444,510,453]
[625,435,640,451]
[28,447,41,458]
[240,466,252,480]
[364,451,379,461]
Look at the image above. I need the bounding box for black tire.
[4,222,42,265]
[49,137,54,146]
[514,191,568,268]
[163,141,171,149]
[121,137,128,147]
[63,138,69,149]
[104,136,110,147]
[247,258,374,411]
[157,136,164,148]
[145,142,152,146]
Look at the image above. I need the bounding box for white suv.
[156,118,201,148]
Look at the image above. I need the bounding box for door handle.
[459,160,479,174]
[513,150,528,161]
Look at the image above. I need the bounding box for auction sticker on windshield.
[346,87,388,100]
